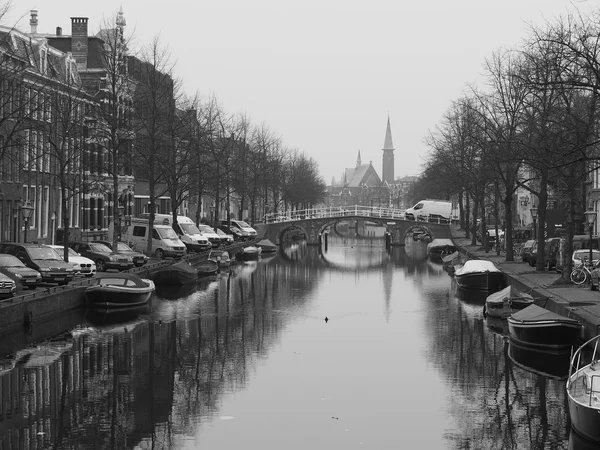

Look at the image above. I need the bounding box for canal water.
[0,234,579,449]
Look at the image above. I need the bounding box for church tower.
[382,115,395,183]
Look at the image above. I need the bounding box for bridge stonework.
[254,217,452,246]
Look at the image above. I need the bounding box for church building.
[325,116,396,208]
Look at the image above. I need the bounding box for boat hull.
[455,272,505,291]
[485,298,533,319]
[507,320,580,349]
[85,285,153,308]
[196,260,219,277]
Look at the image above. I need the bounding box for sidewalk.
[450,225,600,341]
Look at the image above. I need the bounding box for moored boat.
[208,250,233,268]
[454,260,505,291]
[196,259,219,277]
[507,304,581,350]
[236,245,262,261]
[427,238,457,260]
[150,260,198,285]
[256,238,278,254]
[509,340,571,379]
[483,285,535,319]
[566,334,600,443]
[85,273,155,308]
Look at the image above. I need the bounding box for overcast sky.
[8,1,592,184]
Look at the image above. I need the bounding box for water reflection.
[0,238,574,449]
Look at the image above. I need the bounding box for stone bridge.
[254,213,452,246]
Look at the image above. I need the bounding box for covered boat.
[236,245,262,261]
[256,238,278,254]
[208,250,233,268]
[454,260,505,291]
[427,238,457,259]
[507,304,581,349]
[196,259,219,277]
[566,334,600,443]
[483,285,535,319]
[150,260,198,285]
[85,273,155,308]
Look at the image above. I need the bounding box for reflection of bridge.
[256,205,452,246]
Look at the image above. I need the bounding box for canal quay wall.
[451,228,600,343]
[0,240,256,339]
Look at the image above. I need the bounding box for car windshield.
[158,227,179,240]
[236,221,250,228]
[115,242,133,252]
[180,223,201,235]
[574,250,600,261]
[0,254,25,267]
[29,247,62,260]
[89,243,112,253]
[199,225,216,233]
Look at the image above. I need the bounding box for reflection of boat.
[455,286,493,305]
[196,259,219,277]
[507,304,581,349]
[508,340,570,379]
[208,250,233,268]
[236,245,262,260]
[85,273,155,308]
[256,239,277,254]
[85,304,150,326]
[150,260,198,285]
[483,285,535,319]
[569,426,600,450]
[154,282,198,300]
[486,315,509,335]
[15,340,73,369]
[454,260,505,291]
[567,334,600,444]
[427,238,457,259]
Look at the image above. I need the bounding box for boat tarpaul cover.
[427,239,455,253]
[455,260,501,276]
[486,285,534,306]
[510,304,579,324]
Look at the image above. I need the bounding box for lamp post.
[530,207,538,241]
[584,210,597,267]
[117,205,124,242]
[21,202,34,243]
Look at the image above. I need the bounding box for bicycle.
[571,260,593,285]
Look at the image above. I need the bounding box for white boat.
[566,334,600,443]
[426,238,457,259]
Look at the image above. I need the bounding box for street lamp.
[530,207,538,241]
[21,202,34,243]
[584,210,597,267]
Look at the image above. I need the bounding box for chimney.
[30,10,38,34]
[71,17,89,69]
[56,27,62,36]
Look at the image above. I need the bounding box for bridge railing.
[263,205,451,225]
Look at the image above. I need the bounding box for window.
[133,226,146,237]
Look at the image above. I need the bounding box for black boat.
[196,259,219,277]
[454,260,505,291]
[150,260,198,285]
[85,273,155,308]
[426,238,457,260]
[507,304,581,349]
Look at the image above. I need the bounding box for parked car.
[91,240,149,267]
[218,225,244,241]
[197,224,222,247]
[0,254,42,289]
[47,245,96,278]
[216,227,234,245]
[69,242,134,272]
[572,249,600,266]
[0,243,75,285]
[0,272,16,299]
[521,239,535,263]
[528,237,562,270]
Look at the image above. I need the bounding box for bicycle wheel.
[571,268,587,285]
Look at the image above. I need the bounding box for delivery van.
[139,213,211,252]
[125,217,187,259]
[405,200,452,223]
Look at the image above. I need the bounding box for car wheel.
[96,259,106,272]
[155,248,165,259]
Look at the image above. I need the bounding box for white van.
[125,218,187,259]
[230,219,258,240]
[139,213,211,252]
[405,200,452,223]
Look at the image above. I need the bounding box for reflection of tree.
[426,292,569,448]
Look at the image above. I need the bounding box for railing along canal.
[264,205,408,224]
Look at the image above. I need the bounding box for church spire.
[356,150,362,167]
[383,115,394,150]
[382,115,395,183]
